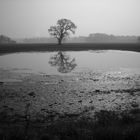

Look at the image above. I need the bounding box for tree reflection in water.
[49,51,77,73]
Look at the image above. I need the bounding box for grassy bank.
[0,43,140,54]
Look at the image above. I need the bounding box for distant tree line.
[0,35,16,44]
[86,33,138,43]
[22,34,139,44]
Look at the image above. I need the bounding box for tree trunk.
[58,38,62,45]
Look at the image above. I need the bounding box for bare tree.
[48,19,77,45]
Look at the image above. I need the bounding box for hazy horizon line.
[5,33,139,39]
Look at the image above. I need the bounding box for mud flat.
[0,68,140,139]
[0,68,140,120]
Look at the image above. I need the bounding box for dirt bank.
[0,43,140,54]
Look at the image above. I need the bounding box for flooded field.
[0,50,140,75]
[0,50,140,140]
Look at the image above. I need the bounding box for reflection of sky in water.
[0,50,140,74]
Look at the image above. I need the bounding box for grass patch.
[1,109,140,140]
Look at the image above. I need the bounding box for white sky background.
[0,0,140,38]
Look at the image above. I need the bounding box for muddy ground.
[0,68,140,140]
[0,68,140,122]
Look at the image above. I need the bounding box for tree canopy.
[48,19,77,45]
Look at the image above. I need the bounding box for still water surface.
[0,50,140,74]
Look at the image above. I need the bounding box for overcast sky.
[0,0,140,38]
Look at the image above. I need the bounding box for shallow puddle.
[0,50,140,75]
